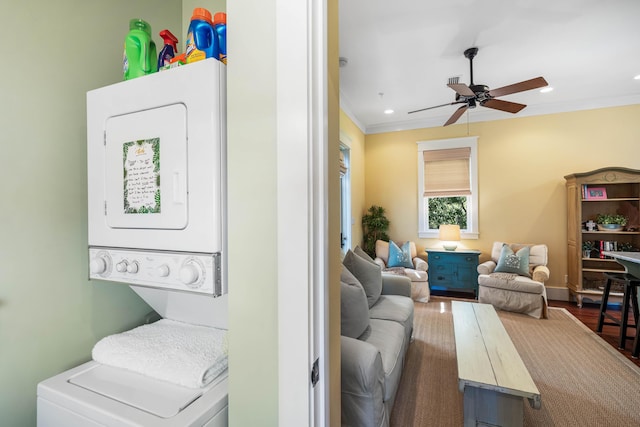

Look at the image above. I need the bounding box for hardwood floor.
[548,299,640,368]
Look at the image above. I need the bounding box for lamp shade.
[439,224,460,250]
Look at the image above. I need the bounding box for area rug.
[390,297,640,426]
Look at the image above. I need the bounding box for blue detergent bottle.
[157,29,179,70]
[185,8,219,63]
[213,12,227,64]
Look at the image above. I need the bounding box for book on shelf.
[594,240,618,258]
[583,185,607,200]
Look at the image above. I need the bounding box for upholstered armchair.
[477,242,550,319]
[374,240,430,302]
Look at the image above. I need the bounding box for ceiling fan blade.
[482,98,526,114]
[488,77,548,98]
[444,105,468,126]
[447,83,475,97]
[408,101,466,114]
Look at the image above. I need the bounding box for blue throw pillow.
[495,244,531,277]
[387,241,414,268]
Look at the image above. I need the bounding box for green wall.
[0,2,181,425]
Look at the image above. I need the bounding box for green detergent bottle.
[123,19,157,80]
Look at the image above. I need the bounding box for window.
[339,138,352,255]
[417,136,478,239]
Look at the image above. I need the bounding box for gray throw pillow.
[340,278,370,338]
[354,245,376,264]
[343,249,382,307]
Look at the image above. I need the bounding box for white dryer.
[37,59,229,426]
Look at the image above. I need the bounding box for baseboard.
[546,286,571,301]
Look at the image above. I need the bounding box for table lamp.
[439,224,460,251]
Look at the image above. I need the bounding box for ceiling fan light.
[540,87,554,93]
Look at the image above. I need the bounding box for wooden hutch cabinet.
[565,167,640,307]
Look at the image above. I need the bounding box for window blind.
[339,151,347,175]
[423,147,471,197]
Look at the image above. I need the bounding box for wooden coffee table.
[451,301,541,427]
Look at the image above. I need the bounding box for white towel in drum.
[92,319,228,389]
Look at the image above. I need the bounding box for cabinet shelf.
[582,267,625,273]
[565,167,640,307]
[582,231,640,235]
[582,198,640,202]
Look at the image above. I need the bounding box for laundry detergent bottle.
[213,12,227,64]
[185,8,219,64]
[123,18,157,80]
[157,29,179,70]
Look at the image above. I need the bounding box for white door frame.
[276,0,329,425]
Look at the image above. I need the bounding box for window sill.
[418,231,479,239]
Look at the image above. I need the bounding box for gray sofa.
[341,248,414,427]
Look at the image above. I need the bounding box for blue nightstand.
[425,248,481,297]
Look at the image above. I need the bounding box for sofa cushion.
[358,318,406,403]
[354,245,376,264]
[344,249,382,308]
[340,282,369,338]
[387,241,414,268]
[479,273,545,294]
[495,244,531,277]
[340,279,370,339]
[369,295,414,343]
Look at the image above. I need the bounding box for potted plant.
[582,240,596,258]
[595,214,628,231]
[362,205,390,257]
[619,242,635,252]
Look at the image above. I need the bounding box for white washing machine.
[37,362,228,427]
[37,59,229,426]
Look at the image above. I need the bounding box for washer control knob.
[180,263,202,286]
[90,257,107,274]
[116,261,128,273]
[126,261,139,274]
[157,264,170,277]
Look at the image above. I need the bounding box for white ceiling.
[339,0,640,134]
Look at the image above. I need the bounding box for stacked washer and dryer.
[37,59,229,426]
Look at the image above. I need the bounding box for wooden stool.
[596,272,640,349]
[634,315,640,358]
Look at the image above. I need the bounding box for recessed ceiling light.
[634,75,640,80]
[384,109,394,114]
[540,87,554,93]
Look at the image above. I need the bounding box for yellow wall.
[340,111,367,250]
[362,104,640,289]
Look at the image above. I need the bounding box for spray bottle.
[157,29,179,71]
[213,12,227,64]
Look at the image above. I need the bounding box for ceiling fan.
[408,47,548,126]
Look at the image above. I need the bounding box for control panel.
[89,247,222,296]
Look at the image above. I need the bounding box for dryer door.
[104,103,188,230]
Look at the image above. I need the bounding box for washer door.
[105,103,188,230]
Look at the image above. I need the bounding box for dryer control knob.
[126,261,139,274]
[90,257,107,275]
[116,261,128,273]
[157,264,170,277]
[180,263,202,286]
